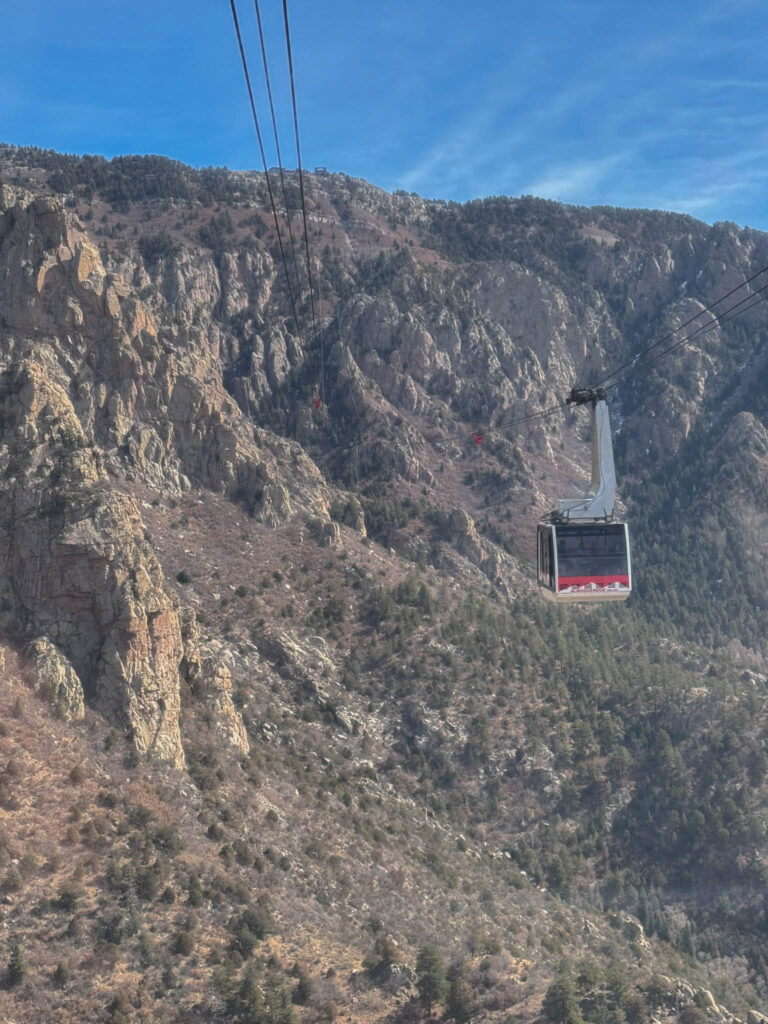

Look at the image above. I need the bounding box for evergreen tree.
[416,943,447,1016]
[542,967,584,1024]
[6,942,25,987]
[446,961,478,1023]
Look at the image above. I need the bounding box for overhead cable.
[468,262,768,444]
[593,261,768,389]
[282,0,324,405]
[607,280,768,388]
[228,0,305,344]
[252,0,304,307]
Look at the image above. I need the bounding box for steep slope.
[0,146,767,1024]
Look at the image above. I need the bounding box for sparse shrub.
[176,569,192,584]
[105,857,126,891]
[680,1007,707,1024]
[0,781,18,811]
[135,866,159,901]
[69,765,86,785]
[129,805,154,829]
[2,865,22,892]
[229,839,249,866]
[138,931,156,965]
[107,989,132,1024]
[45,852,62,874]
[161,963,178,990]
[53,960,72,988]
[188,746,223,791]
[55,883,83,912]
[188,873,204,906]
[35,896,53,916]
[363,934,402,975]
[229,903,274,958]
[207,821,225,841]
[152,824,183,855]
[173,930,195,956]
[304,838,325,861]
[80,819,101,848]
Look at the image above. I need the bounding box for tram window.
[547,532,555,587]
[556,525,627,577]
[537,527,548,585]
[537,531,544,584]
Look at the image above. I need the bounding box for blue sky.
[3,0,768,228]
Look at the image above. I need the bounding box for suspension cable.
[228,7,768,445]
[228,0,305,345]
[466,263,768,445]
[606,280,768,389]
[252,0,303,308]
[282,0,323,405]
[592,261,768,389]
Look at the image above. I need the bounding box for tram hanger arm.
[557,389,616,521]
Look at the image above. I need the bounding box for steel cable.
[253,0,304,307]
[228,0,305,346]
[282,0,323,405]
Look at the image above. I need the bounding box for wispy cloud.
[398,72,600,200]
[521,153,629,203]
[696,78,768,91]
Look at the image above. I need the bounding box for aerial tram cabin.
[537,388,631,603]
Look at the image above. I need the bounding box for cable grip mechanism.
[566,386,608,407]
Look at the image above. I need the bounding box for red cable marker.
[473,433,484,445]
[312,397,322,409]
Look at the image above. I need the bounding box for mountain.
[0,143,767,1024]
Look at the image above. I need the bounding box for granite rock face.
[26,637,85,723]
[0,355,186,766]
[0,188,342,764]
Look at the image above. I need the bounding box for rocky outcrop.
[0,188,350,764]
[308,515,342,548]
[26,637,85,723]
[0,187,332,525]
[199,656,250,755]
[179,610,248,754]
[0,355,186,767]
[254,630,336,691]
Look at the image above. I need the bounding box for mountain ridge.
[0,144,767,1023]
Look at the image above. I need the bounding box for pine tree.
[416,943,447,1016]
[6,942,25,987]
[446,961,478,1023]
[542,967,584,1024]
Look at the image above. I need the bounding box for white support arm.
[557,398,616,521]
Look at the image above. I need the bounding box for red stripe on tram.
[558,575,629,591]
